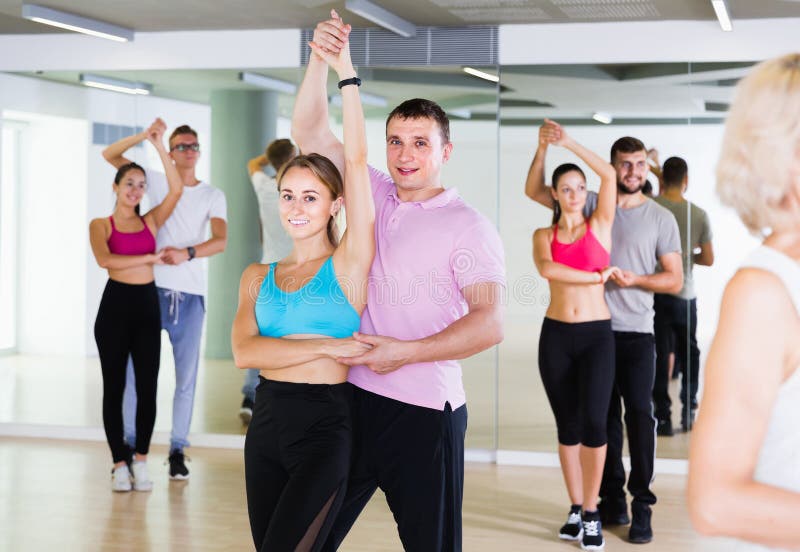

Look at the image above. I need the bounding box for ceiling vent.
[550,0,660,19]
[300,25,498,66]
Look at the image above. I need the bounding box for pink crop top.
[551,220,610,273]
[107,216,156,256]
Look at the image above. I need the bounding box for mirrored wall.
[0,55,761,460]
[496,61,759,460]
[0,63,501,449]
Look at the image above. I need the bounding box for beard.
[617,180,644,195]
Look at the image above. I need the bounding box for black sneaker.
[581,511,605,550]
[167,450,190,480]
[598,499,629,526]
[558,506,583,541]
[628,503,653,544]
[239,397,254,425]
[656,418,674,437]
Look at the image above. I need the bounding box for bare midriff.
[545,281,611,323]
[108,265,156,285]
[260,334,350,384]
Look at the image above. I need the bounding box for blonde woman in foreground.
[688,53,800,551]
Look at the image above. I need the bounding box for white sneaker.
[131,460,153,492]
[111,465,132,492]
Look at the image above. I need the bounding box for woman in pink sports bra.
[532,122,618,549]
[88,123,183,493]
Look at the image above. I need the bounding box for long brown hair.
[276,153,343,246]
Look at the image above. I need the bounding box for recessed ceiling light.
[22,3,134,42]
[710,0,733,32]
[80,73,151,95]
[592,112,613,125]
[346,0,416,38]
[463,67,500,83]
[239,72,297,94]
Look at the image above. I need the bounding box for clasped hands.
[326,332,414,375]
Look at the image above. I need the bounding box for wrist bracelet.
[338,77,361,89]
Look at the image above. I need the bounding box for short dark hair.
[266,139,297,172]
[610,136,646,162]
[386,98,450,144]
[169,124,198,148]
[662,156,688,188]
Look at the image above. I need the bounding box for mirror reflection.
[0,64,500,450]
[497,62,759,460]
[0,60,763,462]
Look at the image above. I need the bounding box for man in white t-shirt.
[103,118,228,480]
[238,138,295,423]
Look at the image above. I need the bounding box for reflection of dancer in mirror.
[231,31,375,551]
[526,124,682,545]
[688,53,800,550]
[103,120,228,481]
[90,122,182,492]
[292,10,505,551]
[530,120,618,550]
[239,139,297,424]
[648,153,714,436]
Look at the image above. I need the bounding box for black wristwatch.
[187,246,196,260]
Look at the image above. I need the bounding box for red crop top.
[107,216,156,256]
[550,220,610,273]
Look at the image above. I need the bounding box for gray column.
[205,90,278,359]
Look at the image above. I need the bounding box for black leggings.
[94,279,160,463]
[244,378,352,552]
[538,318,615,447]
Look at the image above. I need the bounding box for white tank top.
[733,245,800,551]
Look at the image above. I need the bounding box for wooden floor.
[0,437,733,551]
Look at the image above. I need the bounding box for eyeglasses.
[171,143,200,152]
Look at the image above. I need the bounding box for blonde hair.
[716,53,800,235]
[276,153,343,246]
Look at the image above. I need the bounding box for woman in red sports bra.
[532,122,618,549]
[89,122,183,493]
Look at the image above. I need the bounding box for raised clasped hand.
[309,10,354,78]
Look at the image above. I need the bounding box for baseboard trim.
[0,423,688,474]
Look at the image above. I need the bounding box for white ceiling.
[0,0,798,34]
[1,0,782,123]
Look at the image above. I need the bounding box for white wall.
[0,29,300,71]
[500,18,800,65]
[12,111,88,355]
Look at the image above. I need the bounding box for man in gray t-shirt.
[597,138,681,545]
[650,156,714,436]
[524,129,682,544]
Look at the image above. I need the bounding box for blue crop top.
[254,256,361,339]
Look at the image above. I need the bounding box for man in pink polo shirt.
[292,11,506,552]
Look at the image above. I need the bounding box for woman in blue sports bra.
[231,26,374,552]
